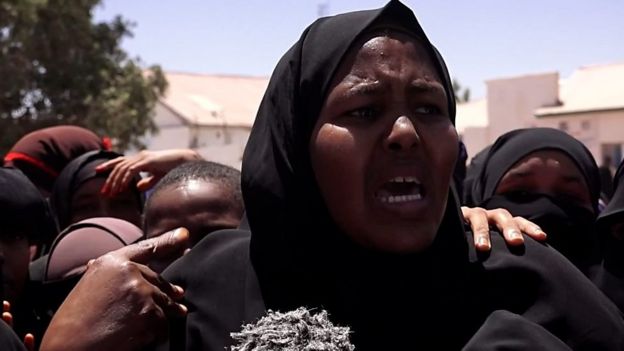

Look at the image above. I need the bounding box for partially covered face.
[310,31,457,253]
[495,150,593,211]
[70,178,143,229]
[145,179,242,247]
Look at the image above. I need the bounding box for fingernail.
[178,304,188,315]
[534,227,546,237]
[174,228,188,239]
[174,285,184,295]
[477,237,490,249]
[508,229,521,239]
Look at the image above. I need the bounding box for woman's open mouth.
[375,176,424,203]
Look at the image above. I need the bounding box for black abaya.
[157,2,624,350]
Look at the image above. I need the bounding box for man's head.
[144,161,243,247]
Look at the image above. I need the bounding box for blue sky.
[94,0,624,98]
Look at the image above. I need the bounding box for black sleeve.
[0,321,27,351]
[463,310,571,350]
[150,229,264,351]
[470,232,624,350]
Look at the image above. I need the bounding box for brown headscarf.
[4,125,111,194]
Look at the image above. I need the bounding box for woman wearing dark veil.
[469,128,624,313]
[41,2,624,350]
[595,160,624,311]
[159,3,621,349]
[469,128,603,274]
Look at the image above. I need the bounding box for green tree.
[0,0,167,153]
[452,78,471,103]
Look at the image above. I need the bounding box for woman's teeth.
[376,176,423,203]
[379,193,422,203]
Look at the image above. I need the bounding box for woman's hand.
[39,228,190,351]
[97,149,202,196]
[461,206,547,252]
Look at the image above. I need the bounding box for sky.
[94,0,624,99]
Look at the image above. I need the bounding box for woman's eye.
[347,106,379,120]
[414,105,441,115]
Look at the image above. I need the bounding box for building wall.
[140,103,252,169]
[194,126,251,169]
[485,73,559,143]
[536,110,624,164]
[143,103,192,150]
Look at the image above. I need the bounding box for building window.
[581,120,590,130]
[558,121,568,132]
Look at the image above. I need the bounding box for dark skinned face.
[145,179,242,248]
[310,32,458,253]
[70,178,143,228]
[495,150,593,211]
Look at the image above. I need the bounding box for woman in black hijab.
[50,150,144,232]
[154,3,622,350]
[595,159,624,310]
[470,128,602,274]
[40,2,624,350]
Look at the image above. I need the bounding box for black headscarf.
[594,159,624,311]
[159,3,624,350]
[470,128,602,270]
[50,150,144,231]
[0,167,55,246]
[598,160,624,228]
[242,0,461,305]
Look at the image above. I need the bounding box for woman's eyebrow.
[343,81,384,98]
[408,80,446,96]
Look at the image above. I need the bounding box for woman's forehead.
[329,31,442,89]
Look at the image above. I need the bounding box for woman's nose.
[384,116,420,152]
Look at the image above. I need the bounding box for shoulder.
[0,321,26,351]
[163,229,251,286]
[467,230,624,349]
[162,229,265,351]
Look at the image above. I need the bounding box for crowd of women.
[1,1,623,350]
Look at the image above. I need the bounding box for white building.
[144,72,269,169]
[457,62,624,165]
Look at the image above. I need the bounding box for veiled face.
[310,31,458,253]
[495,150,593,211]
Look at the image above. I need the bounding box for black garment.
[599,165,614,200]
[0,321,26,351]
[161,228,624,350]
[453,140,468,199]
[598,160,624,227]
[469,128,603,271]
[470,128,601,211]
[158,2,623,350]
[50,150,143,231]
[595,160,624,311]
[0,167,55,245]
[462,144,491,206]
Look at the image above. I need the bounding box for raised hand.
[97,149,202,196]
[40,228,190,351]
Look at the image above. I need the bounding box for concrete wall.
[143,103,192,150]
[140,103,252,169]
[536,109,624,163]
[194,126,251,169]
[485,72,560,142]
